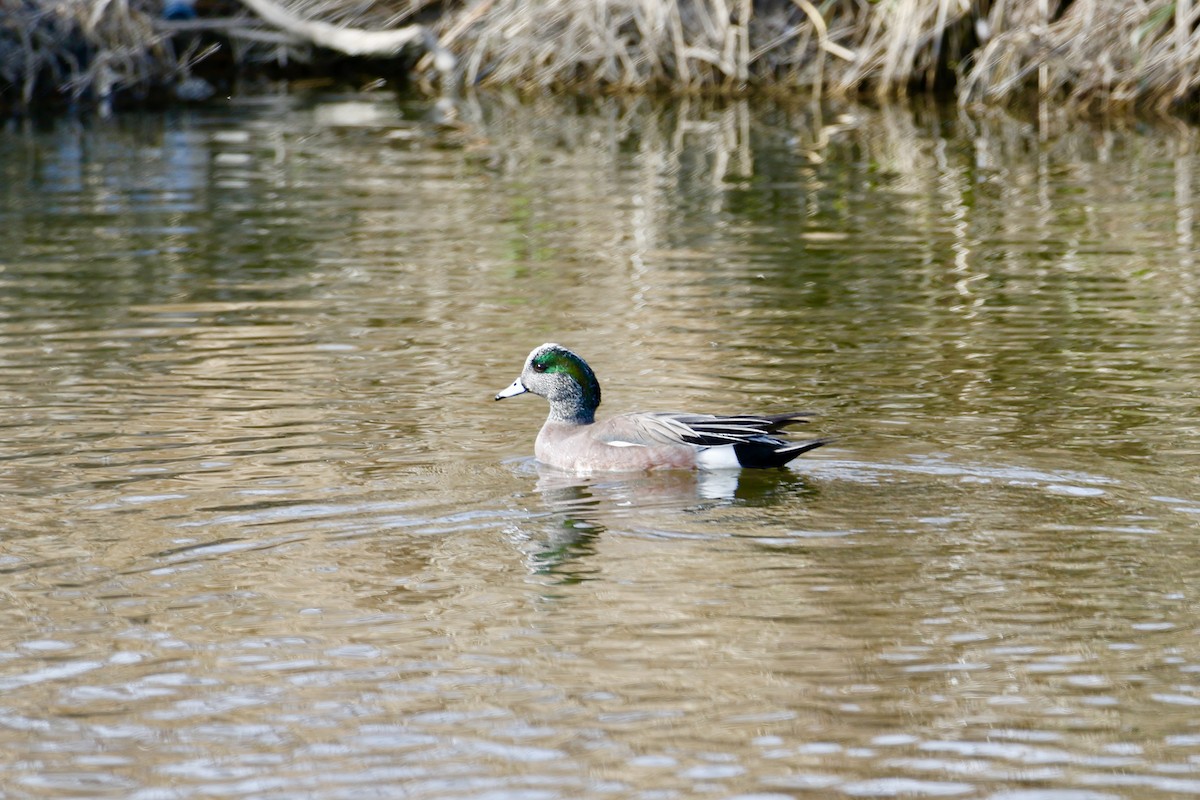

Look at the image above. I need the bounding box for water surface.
[1,94,1199,798]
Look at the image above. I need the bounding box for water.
[1,93,1199,798]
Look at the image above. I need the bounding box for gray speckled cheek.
[508,344,600,425]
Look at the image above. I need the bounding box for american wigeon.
[495,343,830,472]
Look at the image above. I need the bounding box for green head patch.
[532,345,601,411]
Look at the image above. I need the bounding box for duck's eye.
[531,361,548,373]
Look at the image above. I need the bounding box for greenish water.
[1,93,1199,798]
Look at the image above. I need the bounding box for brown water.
[1,93,1199,798]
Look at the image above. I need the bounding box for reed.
[0,0,173,107]
[963,0,1200,112]
[2,0,1200,112]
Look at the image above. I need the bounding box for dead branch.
[236,0,432,58]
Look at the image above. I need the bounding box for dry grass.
[442,0,958,96]
[963,0,1200,112]
[0,0,196,107]
[3,0,1200,112]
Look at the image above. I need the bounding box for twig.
[237,0,427,57]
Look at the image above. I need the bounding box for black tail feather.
[733,437,832,469]
[760,412,818,432]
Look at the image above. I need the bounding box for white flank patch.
[696,445,741,469]
[607,440,647,448]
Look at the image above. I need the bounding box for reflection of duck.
[725,466,821,507]
[496,343,831,472]
[533,462,817,508]
[518,468,712,579]
[510,462,823,578]
[522,475,604,580]
[534,461,712,507]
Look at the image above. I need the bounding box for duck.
[495,343,830,472]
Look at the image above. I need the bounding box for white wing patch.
[606,440,647,448]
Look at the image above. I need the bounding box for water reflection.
[2,94,1200,798]
[511,462,826,579]
[515,465,714,579]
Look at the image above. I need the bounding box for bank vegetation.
[2,0,1199,114]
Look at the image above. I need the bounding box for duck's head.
[495,343,601,424]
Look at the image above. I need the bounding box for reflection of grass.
[472,92,1200,461]
[5,1,1200,112]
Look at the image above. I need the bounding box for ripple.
[841,777,976,796]
[2,95,1200,800]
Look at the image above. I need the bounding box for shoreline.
[2,0,1199,117]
